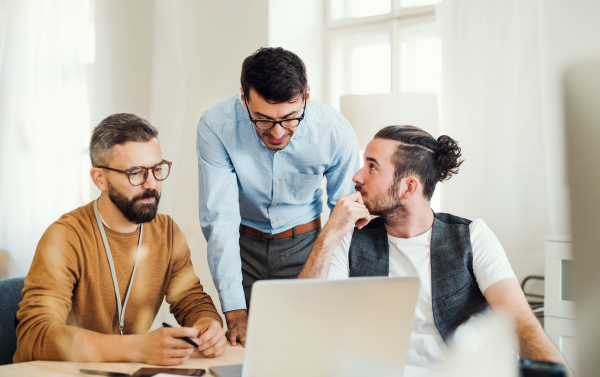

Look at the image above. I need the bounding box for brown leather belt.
[241,218,321,241]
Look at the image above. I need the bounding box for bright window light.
[400,23,440,95]
[351,43,391,94]
[400,0,440,8]
[331,0,391,20]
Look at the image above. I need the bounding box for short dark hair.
[374,125,463,201]
[241,47,307,103]
[90,113,158,166]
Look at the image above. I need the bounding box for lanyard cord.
[93,199,143,335]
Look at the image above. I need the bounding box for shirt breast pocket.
[291,172,323,201]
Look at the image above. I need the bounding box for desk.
[0,344,244,377]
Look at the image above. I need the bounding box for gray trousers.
[240,227,320,310]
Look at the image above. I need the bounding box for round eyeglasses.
[96,160,172,186]
[245,96,306,130]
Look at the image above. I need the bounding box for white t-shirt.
[327,218,517,371]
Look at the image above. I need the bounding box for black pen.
[162,322,200,348]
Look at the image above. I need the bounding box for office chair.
[0,277,25,365]
[521,275,545,326]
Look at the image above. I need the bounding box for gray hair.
[90,113,159,167]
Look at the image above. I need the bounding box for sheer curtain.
[437,0,553,282]
[0,0,94,277]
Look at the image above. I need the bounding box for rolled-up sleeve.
[197,114,246,312]
[325,123,360,209]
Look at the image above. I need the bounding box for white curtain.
[0,0,94,277]
[438,0,555,282]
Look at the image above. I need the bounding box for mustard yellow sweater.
[14,201,222,362]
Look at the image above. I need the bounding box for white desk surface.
[0,344,245,377]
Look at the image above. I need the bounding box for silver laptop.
[210,277,419,377]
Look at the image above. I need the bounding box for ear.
[400,176,420,200]
[305,85,311,105]
[90,168,108,193]
[240,87,247,106]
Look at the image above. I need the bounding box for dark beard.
[355,182,408,227]
[107,181,161,224]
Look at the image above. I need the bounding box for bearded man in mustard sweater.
[14,113,226,364]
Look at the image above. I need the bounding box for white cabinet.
[544,236,577,372]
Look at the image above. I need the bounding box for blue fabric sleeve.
[324,124,361,209]
[197,114,247,312]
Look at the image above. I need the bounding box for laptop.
[210,277,419,377]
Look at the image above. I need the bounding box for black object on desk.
[162,322,200,348]
[519,358,567,377]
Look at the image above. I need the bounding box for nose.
[352,167,364,185]
[142,170,160,191]
[270,123,287,139]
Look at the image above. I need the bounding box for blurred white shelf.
[544,236,577,372]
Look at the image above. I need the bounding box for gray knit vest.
[348,212,490,342]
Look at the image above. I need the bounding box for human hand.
[134,326,198,365]
[224,309,248,347]
[323,191,371,240]
[193,317,227,358]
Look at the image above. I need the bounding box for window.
[0,0,95,276]
[324,0,442,212]
[330,0,392,20]
[326,0,440,110]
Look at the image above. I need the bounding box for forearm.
[298,230,339,279]
[485,280,569,368]
[15,320,81,362]
[71,328,141,362]
[515,314,567,365]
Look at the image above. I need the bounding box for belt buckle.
[260,232,278,241]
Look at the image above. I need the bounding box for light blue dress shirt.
[197,94,360,311]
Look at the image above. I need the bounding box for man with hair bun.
[196,47,359,346]
[299,125,569,372]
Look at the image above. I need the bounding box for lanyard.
[93,199,143,335]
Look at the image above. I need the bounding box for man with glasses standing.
[14,113,226,364]
[197,47,360,346]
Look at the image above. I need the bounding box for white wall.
[544,1,600,373]
[541,0,600,235]
[435,0,600,292]
[268,0,325,101]
[93,0,269,325]
[438,0,550,288]
[93,0,154,124]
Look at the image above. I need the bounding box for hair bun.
[436,135,463,181]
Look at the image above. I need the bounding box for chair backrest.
[0,277,25,365]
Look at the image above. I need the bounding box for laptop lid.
[241,277,419,377]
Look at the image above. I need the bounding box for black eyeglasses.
[245,96,306,130]
[96,160,172,186]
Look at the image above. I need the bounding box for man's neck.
[97,194,139,233]
[384,202,434,239]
